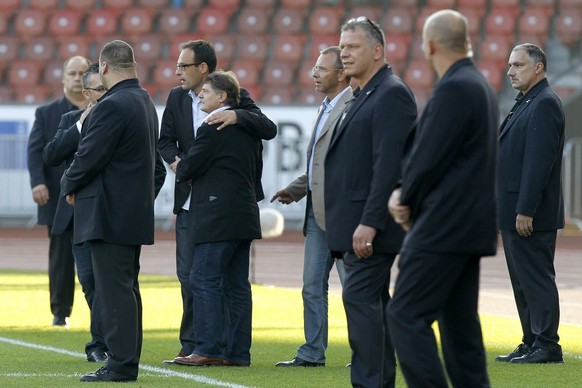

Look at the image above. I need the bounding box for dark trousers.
[501,229,561,352]
[191,240,252,364]
[48,227,75,318]
[175,209,196,355]
[342,252,396,388]
[91,240,142,378]
[388,249,489,388]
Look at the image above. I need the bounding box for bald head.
[424,10,470,55]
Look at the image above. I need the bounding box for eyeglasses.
[84,86,105,92]
[312,66,342,74]
[347,16,385,47]
[176,62,203,71]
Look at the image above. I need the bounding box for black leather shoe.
[510,347,564,364]
[80,367,136,382]
[275,357,325,367]
[52,316,68,327]
[495,343,530,362]
[87,349,108,363]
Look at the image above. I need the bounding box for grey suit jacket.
[285,88,353,230]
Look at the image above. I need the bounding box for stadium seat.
[478,60,506,92]
[485,7,520,35]
[403,60,435,89]
[385,34,411,64]
[308,35,340,61]
[295,89,321,105]
[136,62,152,84]
[409,35,425,60]
[58,37,90,60]
[152,60,180,88]
[298,59,316,87]
[0,37,19,65]
[415,8,442,34]
[273,35,306,62]
[230,60,261,86]
[0,0,19,11]
[121,9,155,36]
[490,0,520,6]
[86,9,119,36]
[103,0,134,8]
[246,0,277,8]
[382,7,415,34]
[23,37,55,61]
[237,35,269,61]
[261,87,293,105]
[195,8,231,35]
[137,0,169,7]
[558,0,581,6]
[390,0,418,5]
[0,86,13,103]
[517,33,547,48]
[479,34,513,61]
[555,10,582,47]
[426,0,457,7]
[457,0,488,6]
[209,0,241,10]
[28,0,59,9]
[64,0,98,10]
[344,6,383,23]
[553,86,577,101]
[519,8,551,38]
[15,86,52,104]
[132,35,164,61]
[309,7,344,35]
[159,8,195,35]
[212,35,237,64]
[168,34,205,58]
[184,0,205,6]
[262,61,295,87]
[0,13,8,35]
[15,10,47,38]
[241,85,263,103]
[48,9,83,37]
[43,61,64,86]
[236,8,271,34]
[457,7,484,38]
[273,8,306,34]
[8,61,43,87]
[280,0,311,9]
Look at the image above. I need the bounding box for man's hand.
[516,214,534,237]
[206,110,237,130]
[388,188,411,231]
[270,189,294,204]
[79,103,95,126]
[170,156,181,174]
[66,193,75,206]
[353,224,377,259]
[32,184,49,206]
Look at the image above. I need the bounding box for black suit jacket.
[61,79,166,245]
[176,115,262,244]
[498,78,565,231]
[158,87,276,214]
[325,65,417,254]
[27,96,79,227]
[400,58,498,255]
[42,110,82,235]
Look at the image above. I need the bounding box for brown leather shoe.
[162,352,187,365]
[173,353,224,366]
[223,360,250,367]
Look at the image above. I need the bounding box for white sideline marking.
[0,336,254,388]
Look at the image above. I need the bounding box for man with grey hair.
[388,10,498,387]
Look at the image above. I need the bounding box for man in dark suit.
[388,10,498,387]
[27,55,90,327]
[42,63,108,363]
[172,71,262,367]
[157,40,276,364]
[324,18,416,387]
[272,46,351,367]
[61,40,166,382]
[495,43,565,364]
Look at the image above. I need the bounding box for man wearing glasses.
[324,18,416,387]
[27,55,91,327]
[272,46,351,368]
[43,63,108,364]
[158,40,276,365]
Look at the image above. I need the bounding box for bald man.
[388,10,498,387]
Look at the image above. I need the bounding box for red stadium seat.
[212,35,237,64]
[23,37,55,61]
[298,59,316,87]
[403,60,435,89]
[230,60,261,86]
[184,0,205,6]
[415,8,441,34]
[103,0,134,8]
[344,6,383,23]
[485,7,520,35]
[43,61,65,86]
[195,8,231,35]
[382,7,415,34]
[64,0,98,10]
[152,60,180,88]
[8,61,43,87]
[15,86,52,104]
[478,60,506,92]
[309,7,343,35]
[236,8,271,34]
[209,0,241,10]
[308,35,340,61]
[237,35,269,61]
[273,34,306,62]
[280,0,311,9]
[409,35,425,60]
[519,8,551,37]
[0,37,19,65]
[426,0,456,7]
[159,9,195,35]
[558,0,581,6]
[121,9,155,36]
[479,34,512,62]
[390,0,418,5]
[28,0,59,9]
[457,7,485,38]
[0,13,8,35]
[136,62,152,84]
[86,9,119,36]
[262,61,295,86]
[48,9,82,37]
[457,0,488,6]
[517,33,547,48]
[168,34,205,58]
[0,86,13,103]
[296,89,321,105]
[273,8,306,34]
[132,35,164,61]
[246,0,277,8]
[261,87,293,105]
[555,10,582,47]
[0,0,19,10]
[241,85,262,102]
[137,0,169,7]
[553,86,577,101]
[15,10,47,37]
[58,36,91,60]
[490,0,520,6]
[385,34,411,64]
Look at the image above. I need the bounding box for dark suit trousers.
[501,230,561,351]
[388,249,489,388]
[47,227,75,318]
[175,209,196,355]
[342,252,396,388]
[91,241,143,378]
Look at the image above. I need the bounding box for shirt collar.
[323,86,351,112]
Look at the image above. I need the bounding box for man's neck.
[65,92,87,109]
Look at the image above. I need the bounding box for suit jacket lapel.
[305,105,324,160]
[181,90,195,139]
[499,86,544,140]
